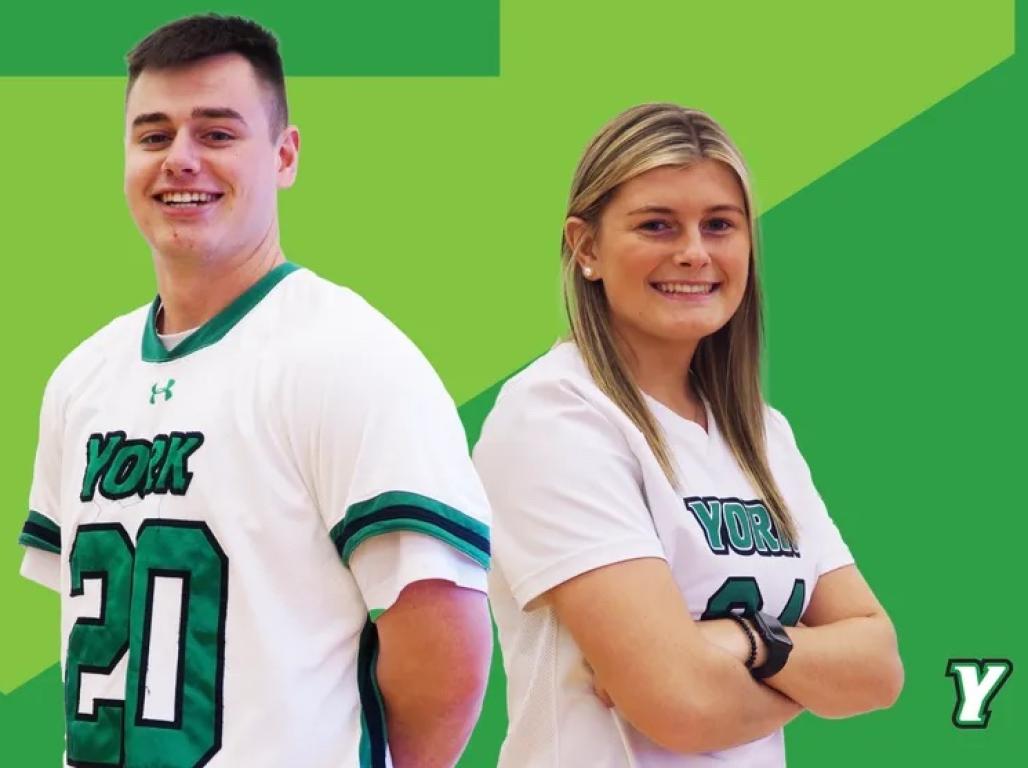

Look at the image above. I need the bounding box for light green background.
[1,1,1022,765]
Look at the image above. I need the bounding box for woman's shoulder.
[499,341,592,402]
[487,343,604,421]
[762,404,796,445]
[476,341,626,450]
[761,404,813,475]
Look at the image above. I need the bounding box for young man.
[16,15,492,768]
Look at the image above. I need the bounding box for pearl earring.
[582,266,594,278]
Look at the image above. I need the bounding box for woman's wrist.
[726,614,757,668]
[696,617,769,668]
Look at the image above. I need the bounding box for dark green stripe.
[0,2,499,76]
[357,618,387,768]
[331,491,489,568]
[142,262,299,362]
[19,511,60,553]
[19,530,61,555]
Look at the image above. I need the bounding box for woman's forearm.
[664,644,803,754]
[600,620,803,754]
[762,614,904,718]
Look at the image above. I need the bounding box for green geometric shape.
[0,1,499,76]
[751,29,1026,768]
[0,664,63,765]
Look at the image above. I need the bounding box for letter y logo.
[945,658,1013,728]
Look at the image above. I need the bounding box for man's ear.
[276,125,301,188]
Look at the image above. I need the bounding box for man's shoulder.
[277,268,425,362]
[47,303,150,394]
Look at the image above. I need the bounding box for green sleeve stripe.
[331,491,490,568]
[19,531,61,554]
[357,619,388,768]
[20,510,60,553]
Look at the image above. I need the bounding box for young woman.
[474,103,903,767]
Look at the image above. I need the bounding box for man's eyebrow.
[131,111,170,128]
[192,107,247,123]
[130,107,247,128]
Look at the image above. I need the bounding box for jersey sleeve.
[349,531,488,615]
[474,376,666,611]
[304,309,490,612]
[18,373,64,591]
[766,408,854,577]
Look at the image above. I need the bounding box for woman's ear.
[565,217,601,280]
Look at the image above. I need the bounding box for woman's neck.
[614,330,706,428]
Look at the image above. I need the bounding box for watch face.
[768,621,793,648]
[751,612,793,679]
[756,612,793,650]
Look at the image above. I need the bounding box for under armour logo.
[150,379,176,404]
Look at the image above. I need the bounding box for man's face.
[124,53,298,263]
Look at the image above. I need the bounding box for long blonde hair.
[562,103,797,544]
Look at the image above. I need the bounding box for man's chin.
[149,237,214,262]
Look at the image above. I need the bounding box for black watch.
[749,611,793,679]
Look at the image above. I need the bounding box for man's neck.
[153,232,286,334]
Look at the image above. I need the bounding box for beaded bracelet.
[727,613,758,669]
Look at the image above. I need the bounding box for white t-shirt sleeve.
[767,408,853,577]
[304,305,491,612]
[19,372,64,592]
[21,547,60,591]
[474,377,666,610]
[349,531,488,615]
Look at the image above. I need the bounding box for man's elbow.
[419,631,492,713]
[377,587,493,716]
[433,603,493,707]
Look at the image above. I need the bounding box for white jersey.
[473,342,852,768]
[18,263,491,768]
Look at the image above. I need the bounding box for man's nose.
[162,132,201,176]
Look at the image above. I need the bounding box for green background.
[1,0,1022,764]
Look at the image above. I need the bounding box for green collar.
[141,262,301,362]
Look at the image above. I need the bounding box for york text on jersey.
[80,430,205,501]
[686,496,799,557]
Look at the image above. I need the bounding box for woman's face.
[570,160,752,359]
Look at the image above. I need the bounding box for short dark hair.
[126,15,288,135]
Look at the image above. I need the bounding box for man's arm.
[375,579,493,768]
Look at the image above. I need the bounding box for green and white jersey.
[18,263,491,768]
[474,342,851,768]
